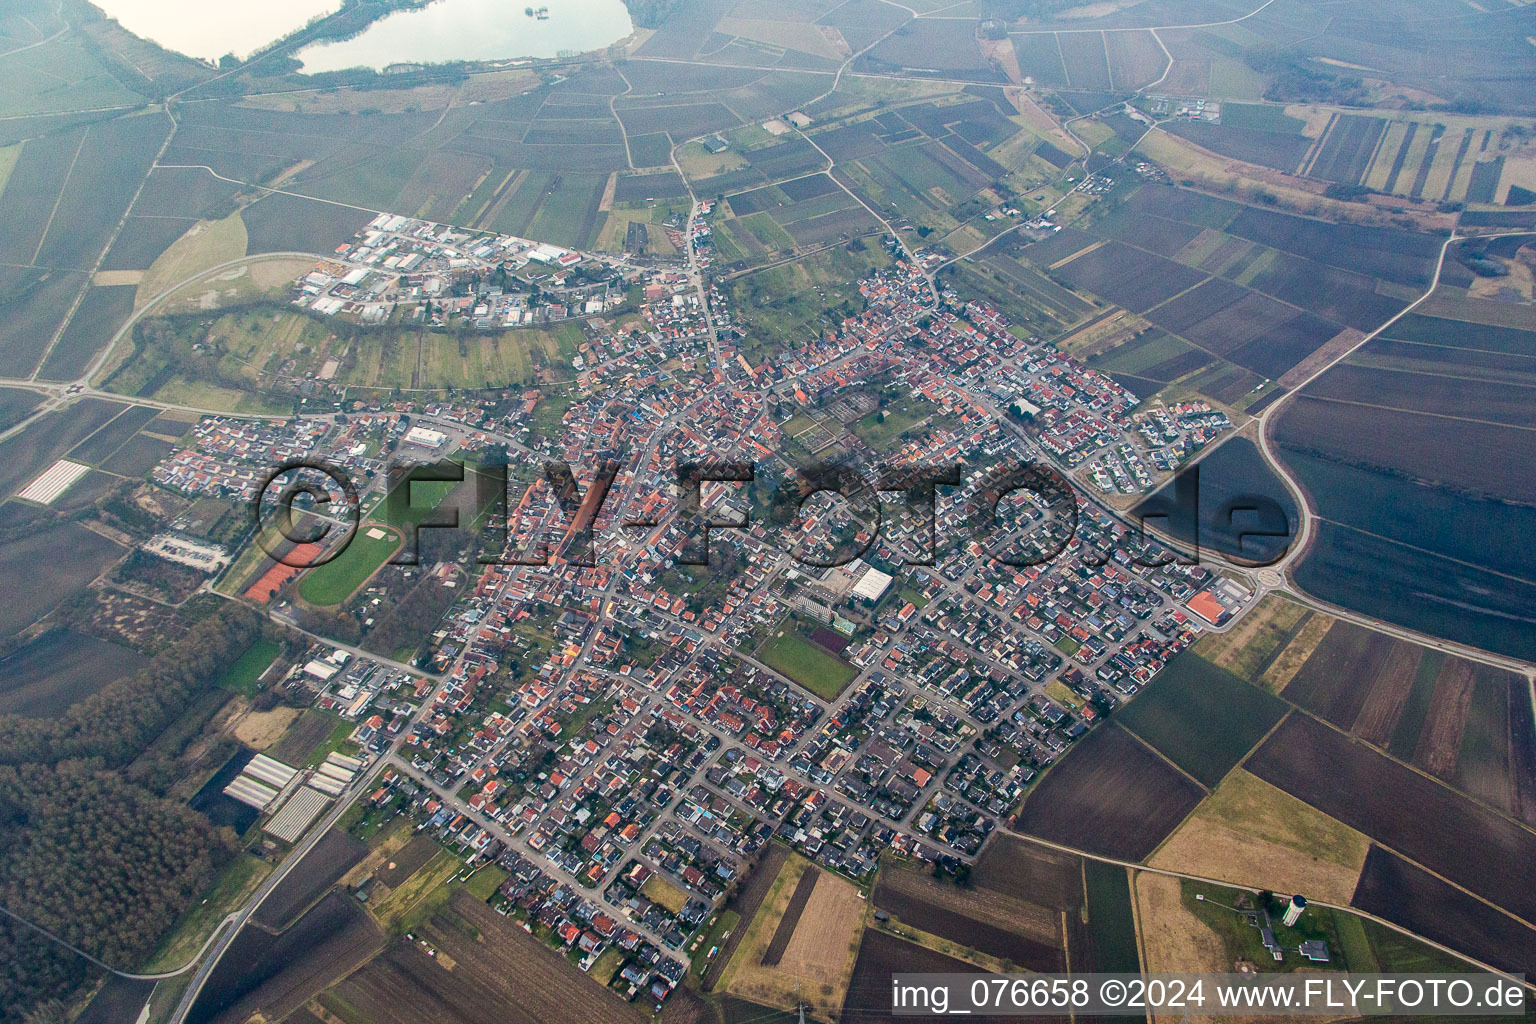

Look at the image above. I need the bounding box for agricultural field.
[720,852,866,1020]
[840,930,1002,1024]
[1276,304,1536,663]
[267,709,348,768]
[1013,723,1206,861]
[1150,768,1370,904]
[188,892,384,1024]
[1246,713,1536,929]
[1131,437,1299,564]
[0,628,149,718]
[255,829,370,932]
[1271,619,1536,824]
[873,859,1066,970]
[1116,651,1288,786]
[702,844,789,992]
[1050,239,1204,313]
[726,239,890,363]
[1351,846,1536,977]
[1082,860,1141,974]
[0,522,125,638]
[327,891,646,1024]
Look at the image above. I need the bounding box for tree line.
[0,604,263,767]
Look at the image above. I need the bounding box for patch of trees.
[362,577,457,666]
[112,549,208,603]
[1458,241,1510,277]
[1244,47,1367,106]
[0,763,226,969]
[0,603,262,767]
[1323,183,1376,202]
[0,916,89,1024]
[623,0,684,29]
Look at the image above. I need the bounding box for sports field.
[298,526,403,607]
[758,631,858,699]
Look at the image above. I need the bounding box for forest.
[0,604,262,1024]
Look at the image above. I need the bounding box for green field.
[1083,860,1140,973]
[690,908,740,980]
[852,393,941,452]
[463,864,510,901]
[758,631,858,699]
[1217,103,1307,134]
[217,639,282,696]
[727,240,891,363]
[0,38,140,116]
[297,525,402,606]
[1118,651,1288,786]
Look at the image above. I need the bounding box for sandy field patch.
[233,706,301,749]
[1149,769,1370,904]
[1134,872,1260,1024]
[722,853,866,1021]
[1259,611,1335,693]
[94,270,143,286]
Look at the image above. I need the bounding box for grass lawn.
[690,909,740,980]
[302,716,360,768]
[1180,880,1346,973]
[560,698,611,739]
[758,630,858,699]
[373,848,461,932]
[138,212,248,311]
[142,853,271,972]
[375,474,460,530]
[463,863,509,901]
[297,525,402,607]
[852,395,940,452]
[1045,679,1084,709]
[590,945,626,986]
[217,639,282,696]
[1148,768,1370,904]
[642,874,690,914]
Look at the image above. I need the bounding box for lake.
[90,0,342,62]
[295,0,634,73]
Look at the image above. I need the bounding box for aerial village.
[129,204,1254,1011]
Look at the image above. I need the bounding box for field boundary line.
[1233,706,1296,773]
[1335,358,1536,388]
[1299,706,1536,841]
[153,163,386,216]
[1372,334,1536,358]
[1112,722,1210,793]
[1296,392,1536,431]
[1139,707,1301,869]
[1313,516,1536,590]
[34,107,180,381]
[611,65,634,169]
[28,126,87,267]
